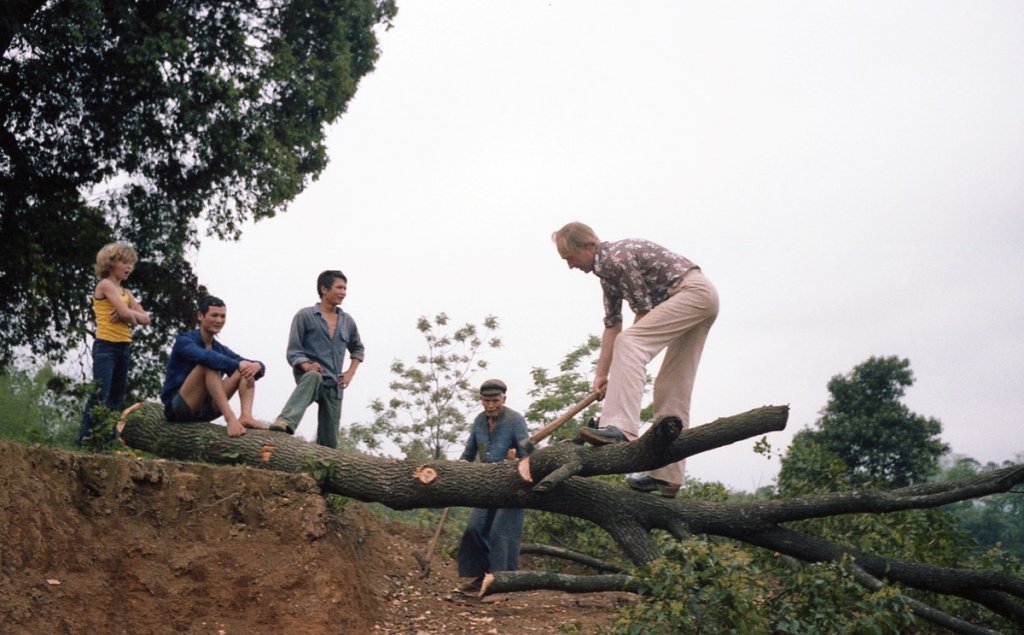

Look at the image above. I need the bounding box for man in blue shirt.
[269,270,365,448]
[456,378,530,594]
[160,296,268,437]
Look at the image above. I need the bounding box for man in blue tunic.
[456,379,530,594]
[270,269,365,448]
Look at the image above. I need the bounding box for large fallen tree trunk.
[119,401,1024,630]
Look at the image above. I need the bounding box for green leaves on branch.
[611,538,915,635]
[525,335,602,444]
[347,314,501,460]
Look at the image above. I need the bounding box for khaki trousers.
[602,269,719,486]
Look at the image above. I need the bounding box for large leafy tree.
[350,313,501,460]
[778,355,949,493]
[0,0,397,388]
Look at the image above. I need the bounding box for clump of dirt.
[0,440,631,634]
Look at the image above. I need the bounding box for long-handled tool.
[520,390,600,454]
[413,506,450,578]
[413,391,600,578]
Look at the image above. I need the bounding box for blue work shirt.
[286,304,365,396]
[459,407,530,463]
[160,330,265,406]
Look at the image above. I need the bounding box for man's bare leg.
[214,370,266,431]
[205,368,247,437]
[177,365,214,416]
[233,374,266,430]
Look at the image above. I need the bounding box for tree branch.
[521,405,789,486]
[480,571,641,595]
[118,401,1024,626]
[736,525,1024,628]
[746,465,1024,523]
[519,543,625,573]
[846,563,1003,635]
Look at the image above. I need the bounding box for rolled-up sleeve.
[285,311,311,368]
[346,319,365,362]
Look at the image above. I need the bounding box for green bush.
[609,540,915,635]
[0,365,80,447]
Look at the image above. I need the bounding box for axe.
[510,390,601,458]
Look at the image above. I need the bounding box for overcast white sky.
[191,1,1024,491]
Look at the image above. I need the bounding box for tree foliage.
[610,541,916,635]
[0,0,397,384]
[524,334,653,444]
[350,313,501,460]
[769,356,1021,631]
[524,335,603,443]
[941,454,1024,560]
[0,365,79,447]
[778,356,949,494]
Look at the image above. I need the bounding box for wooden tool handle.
[528,390,600,446]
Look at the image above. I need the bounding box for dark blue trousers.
[79,339,131,445]
[457,507,525,578]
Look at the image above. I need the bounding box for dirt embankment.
[0,441,628,634]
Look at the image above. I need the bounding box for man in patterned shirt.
[552,222,719,497]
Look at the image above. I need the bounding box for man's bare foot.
[226,420,247,437]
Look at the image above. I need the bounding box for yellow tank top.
[94,287,133,343]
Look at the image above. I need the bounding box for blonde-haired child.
[79,242,151,446]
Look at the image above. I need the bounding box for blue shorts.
[165,392,220,423]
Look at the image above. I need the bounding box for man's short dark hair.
[198,295,225,314]
[316,270,347,298]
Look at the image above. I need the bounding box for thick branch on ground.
[479,571,641,596]
[519,543,625,573]
[119,401,1024,625]
[847,563,1002,635]
[738,525,1024,629]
